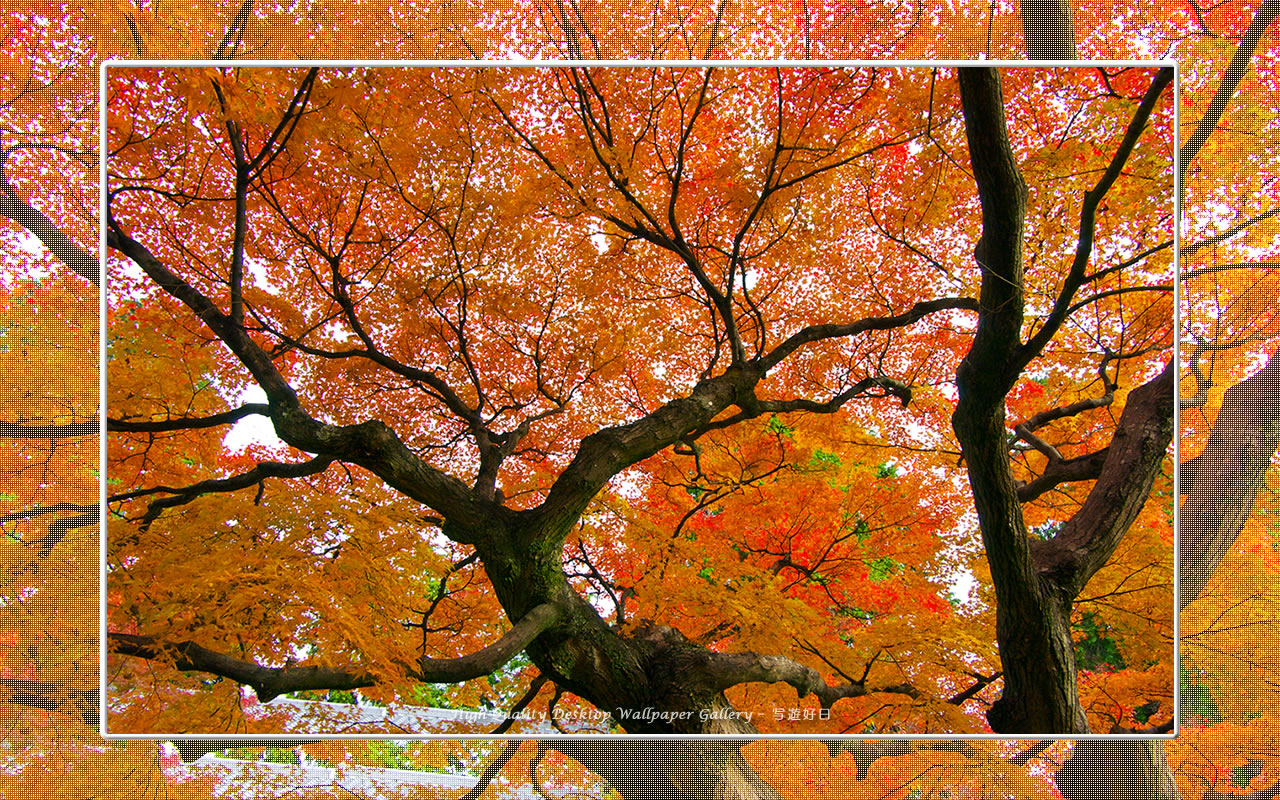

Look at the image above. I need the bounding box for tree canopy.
[102,64,1176,740]
[3,1,1280,799]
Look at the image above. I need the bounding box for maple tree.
[101,59,1177,751]
[1,1,1279,800]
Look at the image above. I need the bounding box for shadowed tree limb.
[0,168,98,285]
[108,602,563,701]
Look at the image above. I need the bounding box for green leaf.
[809,449,841,470]
[1073,611,1126,671]
[868,556,902,581]
[764,414,794,438]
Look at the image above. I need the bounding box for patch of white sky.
[8,228,62,282]
[111,240,293,453]
[221,383,288,453]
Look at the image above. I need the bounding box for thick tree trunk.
[555,740,784,800]
[953,66,1090,735]
[1056,741,1178,800]
[1020,0,1077,59]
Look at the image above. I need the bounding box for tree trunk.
[1020,0,1077,59]
[555,740,785,800]
[1056,740,1178,800]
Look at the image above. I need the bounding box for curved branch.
[1017,447,1110,503]
[0,503,98,558]
[105,222,489,533]
[110,454,337,528]
[1178,0,1280,183]
[415,602,563,684]
[108,633,377,702]
[688,376,913,439]
[704,651,920,709]
[107,602,563,702]
[1179,350,1280,609]
[824,740,977,780]
[761,297,978,371]
[108,403,270,433]
[0,418,96,438]
[1018,67,1173,371]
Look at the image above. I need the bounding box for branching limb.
[1017,67,1174,372]
[945,670,1002,706]
[762,297,978,371]
[403,552,480,651]
[462,740,527,799]
[0,418,96,439]
[1,503,97,559]
[688,376,913,440]
[824,740,977,780]
[212,0,256,59]
[110,453,337,529]
[107,602,563,701]
[1031,360,1175,597]
[704,650,920,709]
[107,403,271,433]
[1011,354,1119,499]
[1016,448,1110,503]
[0,678,96,726]
[105,222,487,532]
[490,674,549,735]
[108,633,376,702]
[1183,207,1280,257]
[1179,350,1280,609]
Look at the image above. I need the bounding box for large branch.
[1178,0,1280,184]
[0,679,97,726]
[108,404,270,433]
[111,454,337,528]
[686,376,914,440]
[0,503,98,558]
[536,297,978,533]
[1179,350,1280,609]
[824,740,978,781]
[534,363,763,532]
[107,602,562,702]
[704,651,920,709]
[1016,446,1109,502]
[0,183,99,285]
[108,633,377,702]
[761,297,978,371]
[106,224,491,534]
[1031,360,1175,597]
[0,418,96,438]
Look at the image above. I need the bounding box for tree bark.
[555,740,785,800]
[1056,740,1178,800]
[1020,0,1077,59]
[953,66,1088,735]
[1179,350,1280,609]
